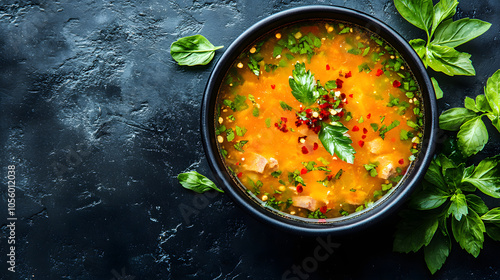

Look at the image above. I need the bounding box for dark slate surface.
[1,0,500,279]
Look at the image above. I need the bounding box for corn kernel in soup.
[216,21,424,219]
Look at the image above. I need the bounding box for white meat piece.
[375,155,397,179]
[242,152,268,173]
[292,196,319,211]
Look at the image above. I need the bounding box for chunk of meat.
[366,138,392,154]
[268,157,279,170]
[292,196,319,211]
[375,155,396,179]
[242,152,268,173]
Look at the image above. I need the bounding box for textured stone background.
[1,0,500,279]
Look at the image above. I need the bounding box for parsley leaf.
[318,122,356,164]
[289,62,319,106]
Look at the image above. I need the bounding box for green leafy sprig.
[177,171,224,193]
[439,70,500,157]
[394,0,491,98]
[394,154,500,274]
[170,35,223,66]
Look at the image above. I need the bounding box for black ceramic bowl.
[201,5,437,235]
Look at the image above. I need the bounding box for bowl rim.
[201,5,438,235]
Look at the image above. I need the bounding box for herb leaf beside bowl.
[170,35,223,66]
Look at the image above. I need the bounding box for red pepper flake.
[281,117,288,123]
[393,80,401,88]
[271,84,276,89]
[336,78,344,89]
[345,71,352,78]
[235,162,240,166]
[349,94,353,98]
[367,113,371,119]
[301,168,308,175]
[327,175,333,181]
[363,127,368,134]
[302,146,309,154]
[237,172,242,178]
[358,140,365,147]
[320,205,328,214]
[352,125,360,132]
[313,142,319,150]
[297,185,303,193]
[340,93,346,100]
[375,69,384,76]
[398,158,404,165]
[362,135,367,139]
[326,64,331,70]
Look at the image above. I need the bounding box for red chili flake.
[345,71,352,78]
[340,93,346,100]
[327,175,333,181]
[349,94,353,98]
[375,69,384,76]
[363,127,368,134]
[271,84,276,89]
[367,113,371,119]
[320,205,328,214]
[235,162,240,166]
[326,64,331,70]
[313,142,319,150]
[362,135,367,139]
[281,117,288,123]
[352,125,360,132]
[336,78,344,89]
[393,80,401,88]
[312,126,321,134]
[302,146,309,154]
[398,158,404,165]
[301,168,308,175]
[297,185,303,193]
[358,140,365,147]
[237,172,242,178]
[338,110,344,118]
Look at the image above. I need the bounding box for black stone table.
[2,1,500,279]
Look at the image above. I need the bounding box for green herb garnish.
[177,171,224,193]
[170,35,223,66]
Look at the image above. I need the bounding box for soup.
[215,21,423,219]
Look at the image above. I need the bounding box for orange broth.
[216,21,424,218]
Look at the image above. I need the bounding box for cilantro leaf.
[318,122,355,164]
[177,171,224,193]
[289,62,319,106]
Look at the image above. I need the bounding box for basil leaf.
[451,210,485,258]
[177,171,224,193]
[431,77,443,99]
[443,163,464,189]
[393,209,439,253]
[466,194,489,216]
[289,62,319,106]
[476,94,492,113]
[409,181,451,210]
[457,116,488,157]
[426,43,475,76]
[481,208,500,222]
[319,122,356,164]
[431,0,458,36]
[464,96,479,112]
[485,69,500,116]
[170,35,223,66]
[424,158,447,190]
[447,192,468,221]
[485,223,500,241]
[424,228,451,275]
[394,0,434,31]
[462,155,500,198]
[410,39,427,61]
[433,18,492,48]
[439,107,477,131]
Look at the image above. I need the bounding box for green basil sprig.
[439,70,500,157]
[170,35,223,66]
[177,171,224,193]
[394,153,500,274]
[394,0,491,98]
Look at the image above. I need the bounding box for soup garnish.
[215,21,424,219]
